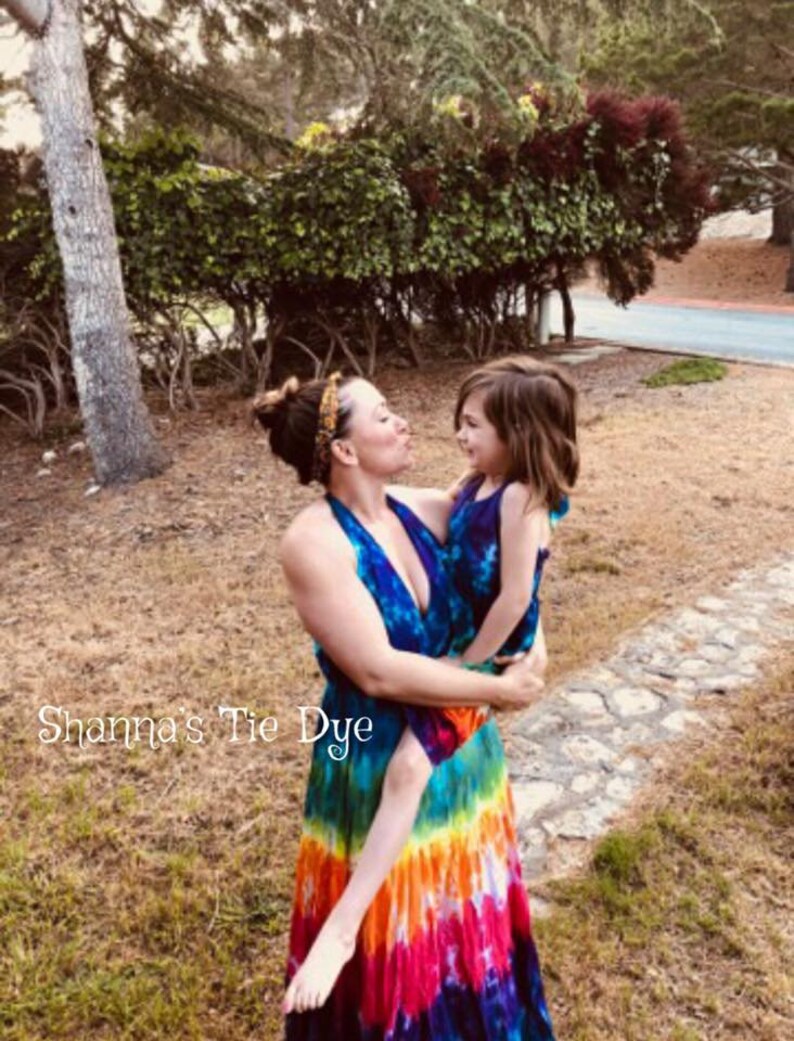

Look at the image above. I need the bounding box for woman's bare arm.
[386,484,454,543]
[280,512,539,710]
[445,468,475,499]
[386,471,475,543]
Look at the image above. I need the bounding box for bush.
[1,90,712,428]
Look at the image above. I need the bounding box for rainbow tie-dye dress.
[284,493,556,1041]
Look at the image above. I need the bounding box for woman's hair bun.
[251,371,353,486]
[250,376,301,433]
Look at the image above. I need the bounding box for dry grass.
[1,348,793,1038]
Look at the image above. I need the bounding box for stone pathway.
[549,344,623,366]
[503,554,794,883]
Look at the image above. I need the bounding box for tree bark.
[13,0,170,484]
[555,266,575,342]
[771,197,793,246]
[771,202,794,252]
[770,156,794,247]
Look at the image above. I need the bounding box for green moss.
[643,358,728,388]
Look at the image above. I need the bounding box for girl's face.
[456,389,509,476]
[334,379,413,478]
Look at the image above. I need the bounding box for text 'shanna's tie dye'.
[284,493,556,1040]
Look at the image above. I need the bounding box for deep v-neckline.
[327,493,434,619]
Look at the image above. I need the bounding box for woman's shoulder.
[280,499,353,566]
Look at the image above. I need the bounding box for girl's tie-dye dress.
[284,492,556,1041]
[447,476,569,661]
[439,476,569,739]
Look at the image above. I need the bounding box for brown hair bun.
[250,376,301,436]
[250,374,354,486]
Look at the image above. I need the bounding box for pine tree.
[584,0,794,289]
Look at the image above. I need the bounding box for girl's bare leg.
[283,727,433,1015]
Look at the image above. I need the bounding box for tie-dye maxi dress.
[284,493,556,1041]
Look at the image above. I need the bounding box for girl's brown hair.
[250,374,355,486]
[454,356,579,511]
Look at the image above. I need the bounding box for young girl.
[283,355,578,1016]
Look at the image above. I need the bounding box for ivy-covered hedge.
[1,88,712,412]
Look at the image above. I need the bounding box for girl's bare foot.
[282,918,357,1014]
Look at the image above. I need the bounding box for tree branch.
[771,42,794,62]
[721,149,794,197]
[705,79,794,102]
[0,0,50,37]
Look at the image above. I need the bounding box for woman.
[252,372,557,1041]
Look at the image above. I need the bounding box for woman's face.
[456,389,508,476]
[335,379,413,478]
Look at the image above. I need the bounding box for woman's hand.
[494,654,545,711]
[439,655,464,668]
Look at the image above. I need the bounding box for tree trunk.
[21,0,170,484]
[555,267,575,342]
[770,158,794,247]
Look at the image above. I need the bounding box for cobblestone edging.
[504,555,794,882]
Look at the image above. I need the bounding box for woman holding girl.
[252,355,578,1041]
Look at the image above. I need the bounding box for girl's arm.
[460,482,550,666]
[280,515,539,710]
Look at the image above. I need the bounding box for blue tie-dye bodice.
[448,476,569,658]
[323,493,455,664]
[322,493,473,764]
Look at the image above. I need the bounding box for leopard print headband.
[312,371,343,483]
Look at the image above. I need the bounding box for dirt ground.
[1,347,792,1039]
[583,237,793,308]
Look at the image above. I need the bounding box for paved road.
[550,292,794,366]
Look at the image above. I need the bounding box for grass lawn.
[537,656,793,1040]
[642,358,728,388]
[1,347,792,1039]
